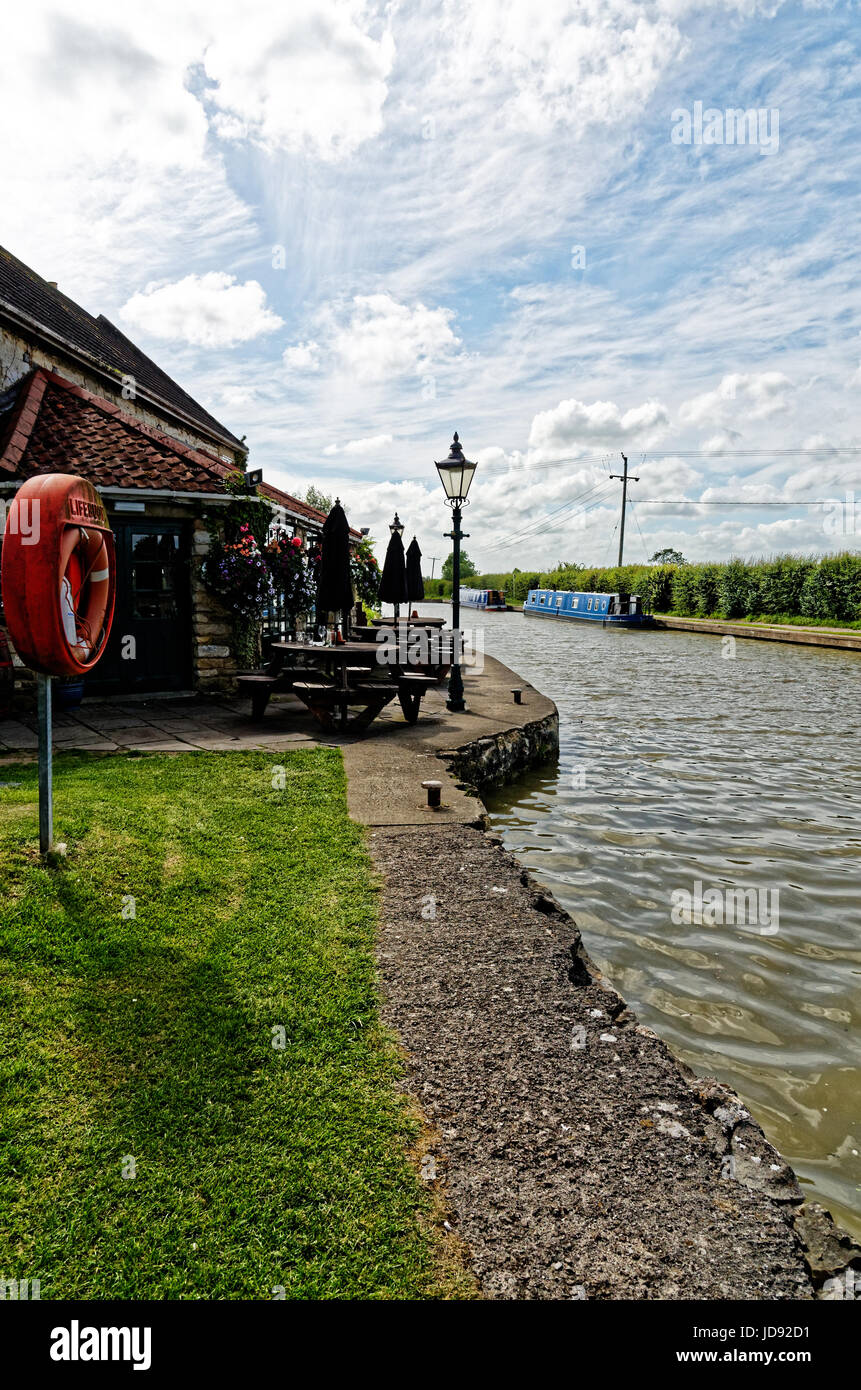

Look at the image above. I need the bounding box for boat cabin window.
[539,594,546,604]
[587,597,593,610]
[573,596,580,608]
[556,595,562,607]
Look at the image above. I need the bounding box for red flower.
[291,536,303,550]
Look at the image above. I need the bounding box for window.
[131,532,180,621]
[587,597,593,611]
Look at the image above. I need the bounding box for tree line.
[424,552,861,625]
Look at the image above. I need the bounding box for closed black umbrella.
[379,529,408,619]
[315,499,354,628]
[405,537,424,610]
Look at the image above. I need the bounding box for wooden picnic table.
[271,640,379,691]
[371,616,446,628]
[353,623,449,642]
[268,640,435,732]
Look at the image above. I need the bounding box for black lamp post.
[434,431,477,712]
[388,512,406,623]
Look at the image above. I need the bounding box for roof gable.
[0,245,244,454]
[0,369,236,494]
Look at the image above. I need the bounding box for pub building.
[0,245,331,697]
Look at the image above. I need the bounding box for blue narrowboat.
[458,587,507,611]
[523,589,654,627]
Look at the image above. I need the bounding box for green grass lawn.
[0,749,471,1300]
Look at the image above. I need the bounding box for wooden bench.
[237,666,332,720]
[292,681,397,732]
[396,673,437,724]
[236,673,278,721]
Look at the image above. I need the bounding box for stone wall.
[440,711,559,794]
[190,520,240,692]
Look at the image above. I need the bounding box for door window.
[131,532,181,620]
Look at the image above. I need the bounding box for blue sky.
[3,0,860,569]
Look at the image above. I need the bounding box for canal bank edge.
[349,656,860,1299]
[653,615,861,651]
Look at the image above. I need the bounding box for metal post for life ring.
[36,673,53,855]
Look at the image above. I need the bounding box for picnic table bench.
[237,640,439,732]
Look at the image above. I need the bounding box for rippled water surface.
[420,603,861,1237]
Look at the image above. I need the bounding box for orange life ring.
[1,474,116,677]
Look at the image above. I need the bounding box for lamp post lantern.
[434,431,476,712]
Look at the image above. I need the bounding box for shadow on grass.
[0,751,464,1300]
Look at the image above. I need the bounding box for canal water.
[419,602,861,1239]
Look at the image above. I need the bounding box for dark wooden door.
[89,521,192,693]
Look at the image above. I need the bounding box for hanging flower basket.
[201,523,274,666]
[265,533,317,622]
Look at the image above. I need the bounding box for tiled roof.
[259,482,363,538]
[0,244,244,453]
[0,369,236,493]
[258,481,327,526]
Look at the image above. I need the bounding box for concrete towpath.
[340,654,553,826]
[655,615,861,651]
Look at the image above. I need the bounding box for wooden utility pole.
[609,452,639,567]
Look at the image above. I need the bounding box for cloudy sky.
[3,0,860,569]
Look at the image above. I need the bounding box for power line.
[631,498,841,506]
[479,447,861,475]
[628,498,651,563]
[485,478,615,549]
[491,493,615,554]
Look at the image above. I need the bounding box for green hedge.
[422,577,451,599]
[463,553,861,624]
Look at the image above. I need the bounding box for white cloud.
[329,293,462,383]
[528,396,670,453]
[324,434,394,456]
[120,273,283,348]
[702,429,743,453]
[203,1,394,160]
[0,6,255,303]
[446,0,684,136]
[283,341,321,371]
[679,372,795,427]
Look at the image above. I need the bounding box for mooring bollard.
[421,779,442,808]
[511,688,523,705]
